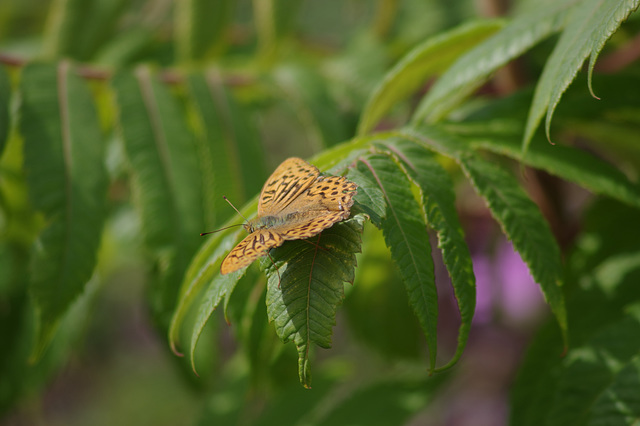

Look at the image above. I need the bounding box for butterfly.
[220,157,358,275]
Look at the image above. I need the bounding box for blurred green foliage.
[1,0,640,425]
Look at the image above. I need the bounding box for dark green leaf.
[510,319,565,426]
[111,67,204,327]
[355,153,438,370]
[346,226,424,359]
[587,355,640,425]
[548,307,640,425]
[316,368,449,426]
[168,217,247,357]
[265,214,365,387]
[512,199,640,426]
[253,0,302,60]
[0,66,10,156]
[190,71,266,200]
[458,154,567,345]
[347,165,386,227]
[94,28,157,67]
[75,0,129,60]
[41,0,92,59]
[185,72,251,228]
[271,64,348,148]
[19,62,107,357]
[175,0,233,62]
[186,271,241,371]
[388,139,476,371]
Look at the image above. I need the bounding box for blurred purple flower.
[472,239,545,327]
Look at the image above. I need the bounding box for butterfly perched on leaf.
[218,157,358,275]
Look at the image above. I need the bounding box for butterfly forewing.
[220,229,284,274]
[258,158,319,216]
[219,157,358,275]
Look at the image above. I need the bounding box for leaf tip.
[170,341,184,357]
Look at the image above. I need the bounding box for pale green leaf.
[523,0,640,152]
[413,0,574,123]
[358,20,504,135]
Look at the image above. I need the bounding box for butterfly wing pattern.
[219,229,284,274]
[219,158,358,275]
[258,158,320,216]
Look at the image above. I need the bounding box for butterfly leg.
[266,250,282,287]
[300,237,329,252]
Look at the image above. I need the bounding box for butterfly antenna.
[223,196,251,224]
[200,223,243,236]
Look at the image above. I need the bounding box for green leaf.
[315,368,449,426]
[511,198,640,425]
[345,226,424,359]
[186,270,241,371]
[94,28,157,67]
[19,62,108,357]
[510,318,565,426]
[237,276,299,388]
[358,19,504,135]
[168,217,248,357]
[41,0,92,59]
[0,66,10,156]
[265,214,365,388]
[396,128,567,341]
[355,153,438,370]
[388,139,476,372]
[346,165,386,228]
[189,71,267,202]
[458,154,567,346]
[588,355,640,425]
[175,0,233,62]
[463,129,640,209]
[413,0,574,123]
[271,64,348,148]
[170,156,360,376]
[185,72,261,228]
[523,0,640,152]
[253,0,302,61]
[75,0,129,60]
[111,67,204,326]
[112,67,204,250]
[548,306,640,425]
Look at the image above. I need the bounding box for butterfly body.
[220,158,357,275]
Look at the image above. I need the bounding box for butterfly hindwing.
[219,157,358,275]
[305,175,357,211]
[279,210,351,240]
